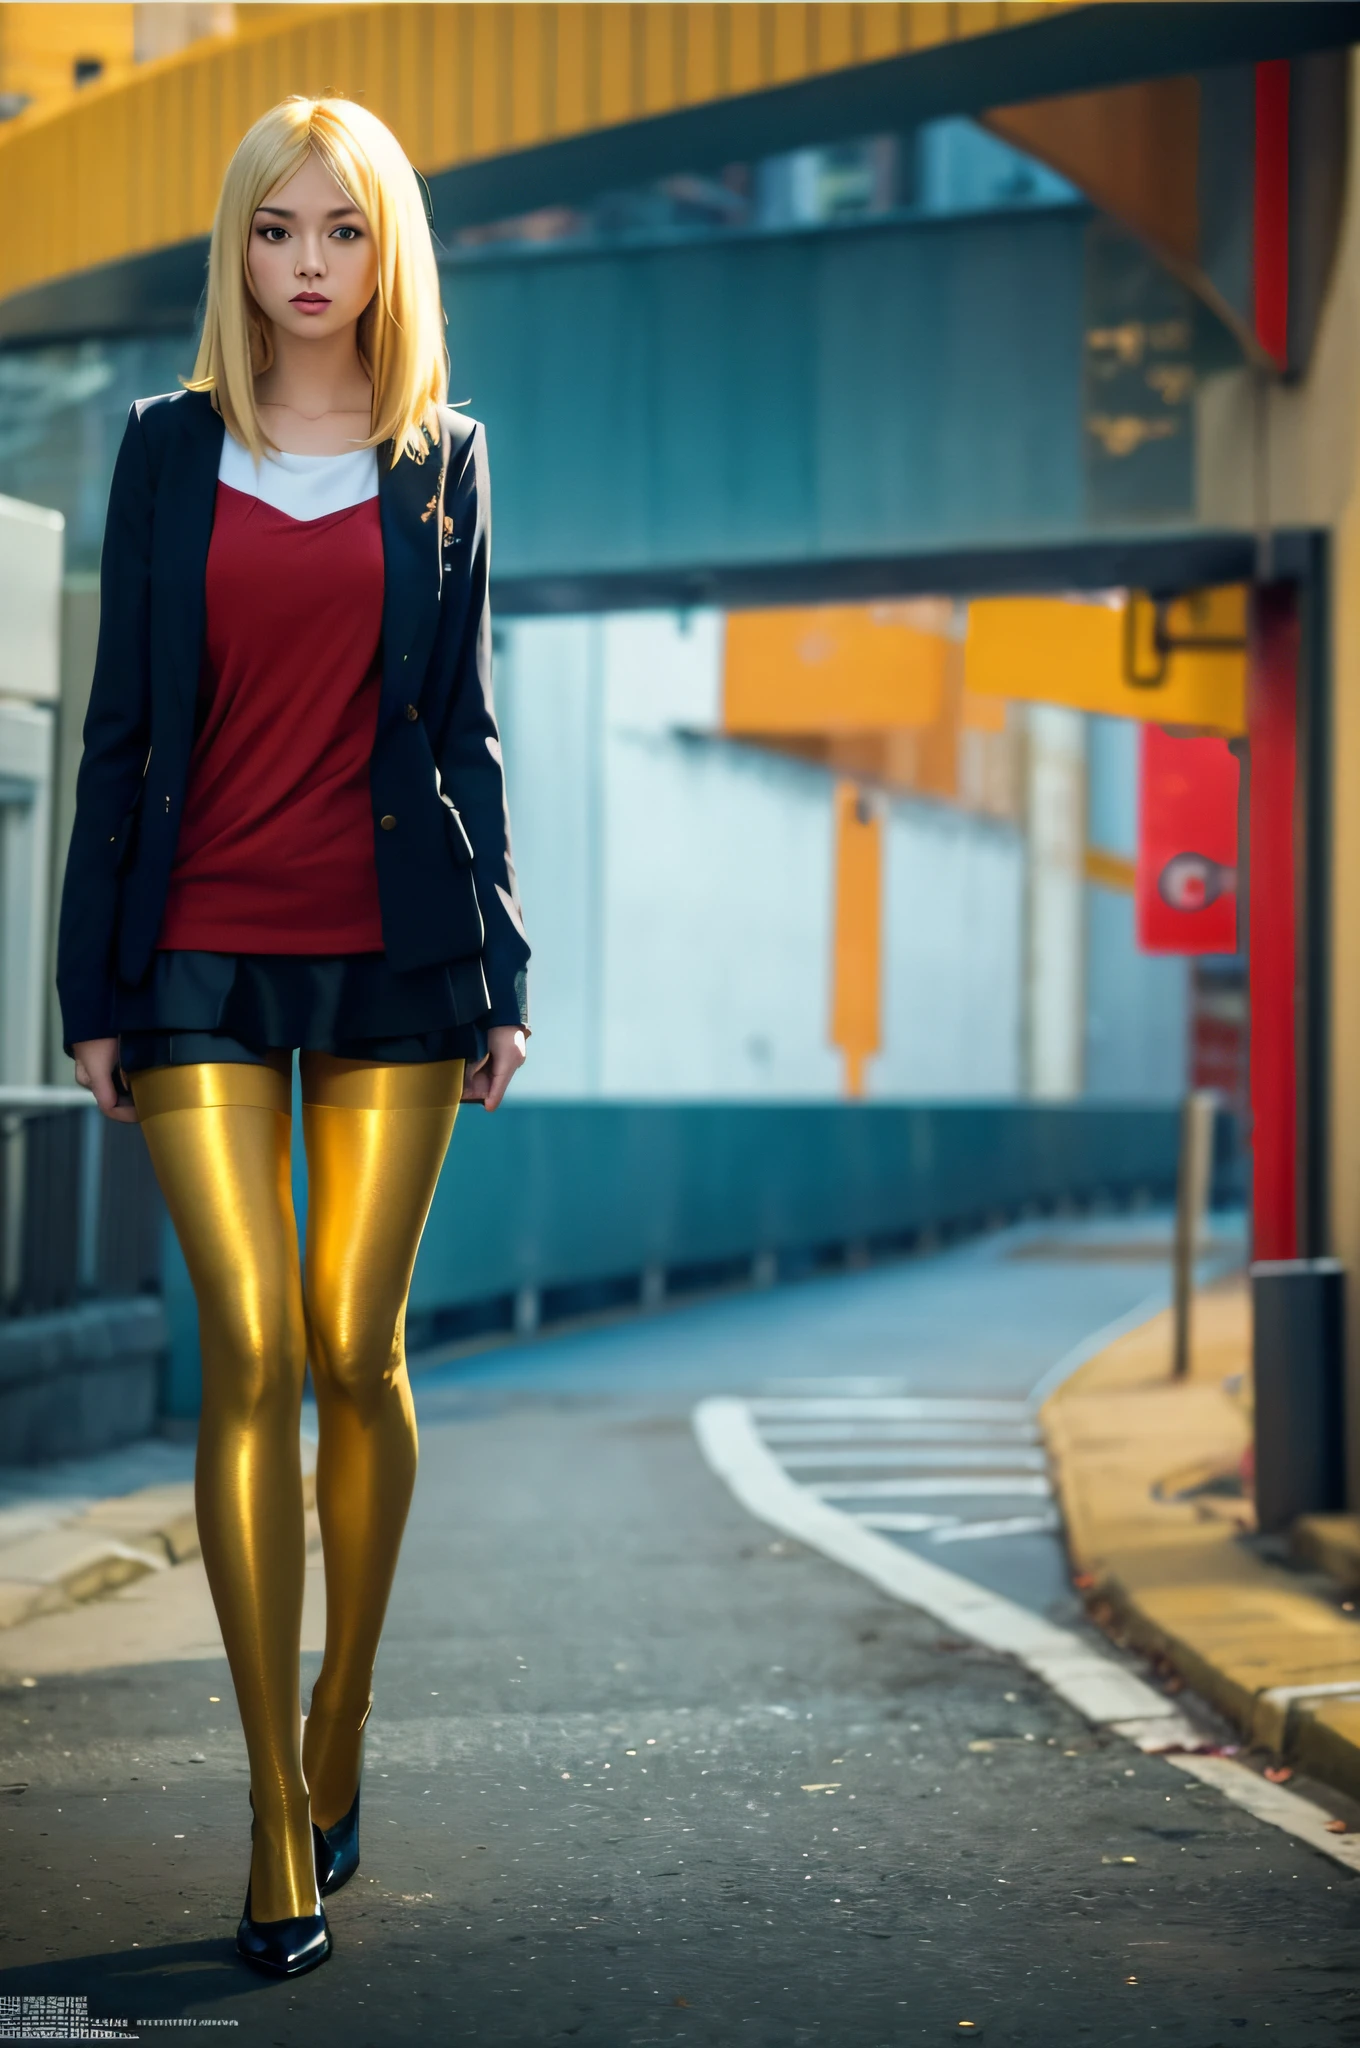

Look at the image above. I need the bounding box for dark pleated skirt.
[114,950,490,1073]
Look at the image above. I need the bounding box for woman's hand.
[461,1026,526,1111]
[72,1038,139,1124]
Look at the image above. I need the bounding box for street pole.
[1172,1089,1217,1379]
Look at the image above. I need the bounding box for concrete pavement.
[3,1220,1359,2045]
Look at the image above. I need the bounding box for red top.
[158,482,386,953]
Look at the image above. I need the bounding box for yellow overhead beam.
[0,3,137,115]
[724,600,955,734]
[0,1,1073,311]
[965,587,1248,735]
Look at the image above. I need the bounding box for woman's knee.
[306,1298,404,1410]
[201,1298,307,1419]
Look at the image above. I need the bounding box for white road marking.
[759,1421,1040,1444]
[810,1476,1054,1500]
[754,1391,1057,1545]
[759,1377,941,1395]
[851,1511,961,1534]
[695,1398,1185,1730]
[751,1398,1032,1422]
[928,1513,1060,1544]
[778,1446,1050,1469]
[694,1394,1360,1875]
[1168,1754,1360,1874]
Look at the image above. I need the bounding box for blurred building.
[498,608,1183,1105]
[0,2,1341,1155]
[0,3,237,122]
[0,489,60,1085]
[0,21,1184,1104]
[5,0,1343,1456]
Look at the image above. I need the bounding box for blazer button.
[380,814,397,831]
[405,703,419,721]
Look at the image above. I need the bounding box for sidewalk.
[0,1430,317,1631]
[1042,1276,1360,1797]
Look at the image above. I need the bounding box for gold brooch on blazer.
[420,460,448,524]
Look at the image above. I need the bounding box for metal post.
[1252,1258,1347,1533]
[0,1112,20,1312]
[1172,1090,1217,1378]
[77,1103,104,1296]
[512,1285,540,1337]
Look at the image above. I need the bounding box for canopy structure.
[1,1,1358,350]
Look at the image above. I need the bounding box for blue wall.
[160,1099,1183,1417]
[1084,716,1190,1100]
[5,210,1209,591]
[446,210,1095,585]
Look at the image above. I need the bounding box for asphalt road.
[3,1223,1358,2047]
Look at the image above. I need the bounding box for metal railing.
[0,1086,163,1318]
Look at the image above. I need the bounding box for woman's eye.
[332,225,361,242]
[256,225,288,243]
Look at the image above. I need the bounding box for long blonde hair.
[186,96,446,466]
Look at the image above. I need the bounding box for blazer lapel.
[156,391,224,741]
[377,427,445,725]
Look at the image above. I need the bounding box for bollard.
[1251,1258,1346,1535]
[512,1284,541,1337]
[1171,1090,1217,1378]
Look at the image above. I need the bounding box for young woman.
[56,96,529,1978]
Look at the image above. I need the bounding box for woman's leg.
[130,1057,318,1922]
[299,1054,463,1829]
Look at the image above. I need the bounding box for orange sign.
[725,602,952,734]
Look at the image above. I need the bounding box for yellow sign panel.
[725,602,953,734]
[965,587,1247,735]
[829,781,882,1100]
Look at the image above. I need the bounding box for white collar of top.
[218,432,379,522]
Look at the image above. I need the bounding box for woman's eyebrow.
[253,204,364,220]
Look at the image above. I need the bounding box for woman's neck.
[254,324,373,455]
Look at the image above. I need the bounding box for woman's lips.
[291,293,331,311]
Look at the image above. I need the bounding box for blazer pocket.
[440,798,474,866]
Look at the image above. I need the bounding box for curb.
[1294,1514,1360,1592]
[1040,1278,1360,1803]
[0,1456,317,1634]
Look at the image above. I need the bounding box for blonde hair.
[186,96,446,466]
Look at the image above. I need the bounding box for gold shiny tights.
[132,1053,462,1921]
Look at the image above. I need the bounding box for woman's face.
[247,149,379,343]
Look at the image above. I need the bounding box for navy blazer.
[56,388,530,1053]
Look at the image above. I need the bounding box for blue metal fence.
[0,1087,165,1464]
[159,1098,1193,1418]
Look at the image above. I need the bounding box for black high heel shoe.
[238,1795,331,1976]
[236,1884,331,1977]
[308,1695,370,1898]
[312,1782,361,1897]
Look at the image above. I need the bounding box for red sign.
[1136,726,1239,954]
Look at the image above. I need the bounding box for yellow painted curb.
[1041,1277,1360,1782]
[1294,1514,1360,1591]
